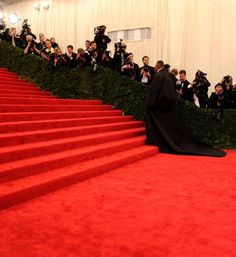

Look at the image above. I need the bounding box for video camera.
[22,19,31,35]
[94,25,106,35]
[114,38,126,54]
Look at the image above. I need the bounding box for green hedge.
[0,41,235,148]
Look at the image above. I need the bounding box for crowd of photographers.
[1,21,236,114]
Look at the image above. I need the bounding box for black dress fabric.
[145,69,226,157]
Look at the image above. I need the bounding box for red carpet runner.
[0,68,158,210]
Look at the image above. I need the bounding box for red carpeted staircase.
[0,68,158,210]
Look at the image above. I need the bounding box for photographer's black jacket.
[94,34,111,51]
[62,53,77,68]
[140,65,155,85]
[122,63,140,81]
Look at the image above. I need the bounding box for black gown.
[145,69,226,157]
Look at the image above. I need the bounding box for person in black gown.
[145,60,226,157]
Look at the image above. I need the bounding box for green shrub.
[0,41,235,148]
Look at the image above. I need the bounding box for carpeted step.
[0,93,56,99]
[0,74,18,78]
[0,115,133,133]
[0,135,147,183]
[0,80,36,86]
[0,121,143,146]
[0,126,144,163]
[0,88,51,96]
[0,104,113,112]
[0,84,44,91]
[0,144,158,210]
[0,110,123,122]
[0,97,103,105]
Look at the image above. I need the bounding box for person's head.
[54,47,61,55]
[215,83,223,94]
[39,34,45,42]
[51,37,56,43]
[127,53,133,62]
[26,35,33,42]
[171,68,178,77]
[85,40,90,49]
[222,75,233,90]
[164,64,170,71]
[10,27,16,36]
[67,45,74,54]
[142,56,149,66]
[45,39,52,48]
[179,70,187,81]
[90,41,97,49]
[77,48,85,56]
[155,60,164,71]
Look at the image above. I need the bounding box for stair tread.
[0,96,102,104]
[0,125,144,154]
[0,120,138,139]
[0,135,146,171]
[0,94,56,98]
[0,145,157,196]
[0,115,132,126]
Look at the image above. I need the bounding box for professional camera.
[114,38,126,54]
[22,19,31,35]
[41,46,51,56]
[94,25,106,35]
[143,65,149,72]
[126,61,133,67]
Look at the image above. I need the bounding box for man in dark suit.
[145,60,226,157]
[140,56,155,85]
[176,70,194,102]
[121,53,140,81]
[62,45,77,68]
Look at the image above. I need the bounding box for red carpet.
[0,68,158,209]
[1,68,236,257]
[0,151,235,257]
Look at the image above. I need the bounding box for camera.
[143,66,149,73]
[114,38,126,54]
[29,40,36,48]
[94,25,106,35]
[126,61,133,67]
[22,19,31,35]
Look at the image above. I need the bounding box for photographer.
[192,70,211,108]
[5,27,22,48]
[113,39,127,72]
[208,84,228,119]
[50,37,59,49]
[41,39,54,61]
[20,20,36,47]
[100,50,113,68]
[36,33,46,51]
[176,70,194,103]
[221,75,235,108]
[76,48,86,67]
[24,35,40,55]
[49,47,62,68]
[121,53,140,81]
[94,25,111,58]
[140,56,154,85]
[62,45,77,68]
[85,41,99,71]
